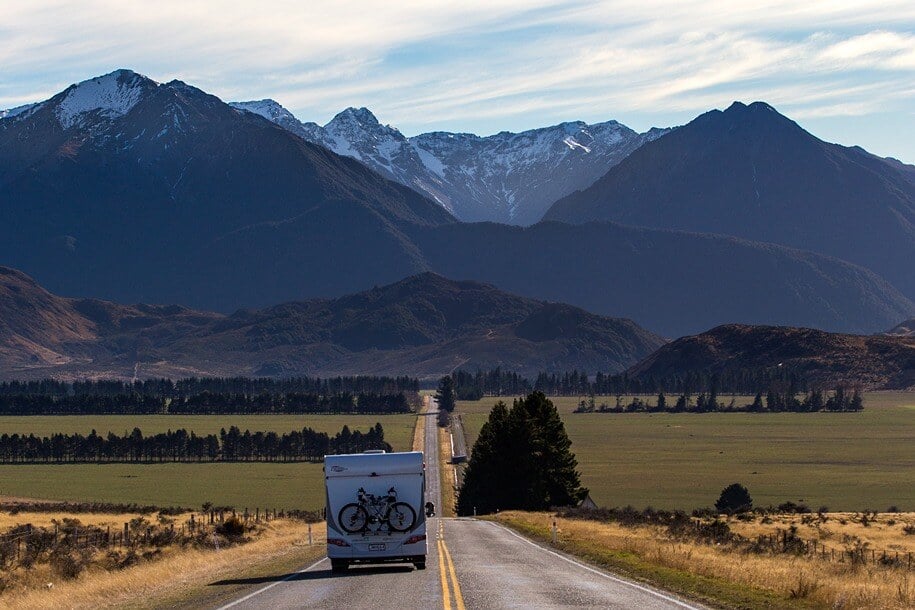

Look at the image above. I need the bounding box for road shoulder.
[488,512,801,610]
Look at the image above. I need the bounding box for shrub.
[50,549,88,579]
[715,483,753,513]
[777,501,811,514]
[216,517,246,538]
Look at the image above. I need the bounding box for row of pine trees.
[0,424,389,463]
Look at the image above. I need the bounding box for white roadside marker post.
[551,521,558,545]
[308,523,313,545]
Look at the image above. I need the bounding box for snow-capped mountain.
[229,101,668,224]
[0,69,453,308]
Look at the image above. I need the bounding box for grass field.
[0,415,416,509]
[0,414,417,445]
[458,392,915,511]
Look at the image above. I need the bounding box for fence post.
[124,522,129,544]
[256,508,260,523]
[551,521,558,545]
[308,523,313,546]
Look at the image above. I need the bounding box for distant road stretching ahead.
[215,399,701,610]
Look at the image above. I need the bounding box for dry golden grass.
[438,426,456,518]
[412,396,427,452]
[494,511,915,610]
[0,510,155,531]
[0,518,326,609]
[729,512,915,557]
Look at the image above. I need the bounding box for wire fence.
[749,528,915,571]
[0,506,321,568]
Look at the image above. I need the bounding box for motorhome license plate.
[369,543,386,551]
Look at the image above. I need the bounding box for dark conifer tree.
[436,376,457,413]
[457,392,586,515]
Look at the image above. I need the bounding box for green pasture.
[0,462,326,511]
[458,393,915,511]
[0,414,416,449]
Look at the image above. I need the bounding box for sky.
[2,1,914,162]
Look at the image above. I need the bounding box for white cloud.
[2,0,915,159]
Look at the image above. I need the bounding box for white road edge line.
[215,556,327,609]
[483,521,703,610]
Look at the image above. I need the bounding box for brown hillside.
[0,268,663,380]
[628,324,915,390]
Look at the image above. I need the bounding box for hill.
[415,221,914,337]
[886,319,915,337]
[2,73,913,336]
[627,324,915,390]
[544,102,915,300]
[0,269,664,380]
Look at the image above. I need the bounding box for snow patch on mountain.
[414,145,445,178]
[56,69,150,129]
[229,99,670,224]
[229,100,297,124]
[0,103,40,121]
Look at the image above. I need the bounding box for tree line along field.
[0,414,417,440]
[0,415,416,510]
[457,393,915,511]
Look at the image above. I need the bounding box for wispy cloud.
[2,1,914,159]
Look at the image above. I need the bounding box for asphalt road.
[425,396,442,512]
[214,399,702,610]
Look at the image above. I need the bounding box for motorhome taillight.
[404,534,426,545]
[327,538,351,547]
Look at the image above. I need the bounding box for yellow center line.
[441,537,467,610]
[438,538,452,610]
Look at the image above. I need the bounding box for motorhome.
[324,450,427,572]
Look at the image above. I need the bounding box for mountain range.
[1,70,913,341]
[544,101,915,301]
[0,267,664,380]
[628,324,915,390]
[229,100,666,225]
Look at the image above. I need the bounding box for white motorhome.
[324,450,428,572]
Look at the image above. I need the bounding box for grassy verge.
[438,426,456,518]
[412,397,427,452]
[491,511,915,610]
[0,515,325,609]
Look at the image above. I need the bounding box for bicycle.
[338,487,416,534]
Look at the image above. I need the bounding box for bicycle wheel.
[386,502,416,532]
[338,503,368,533]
